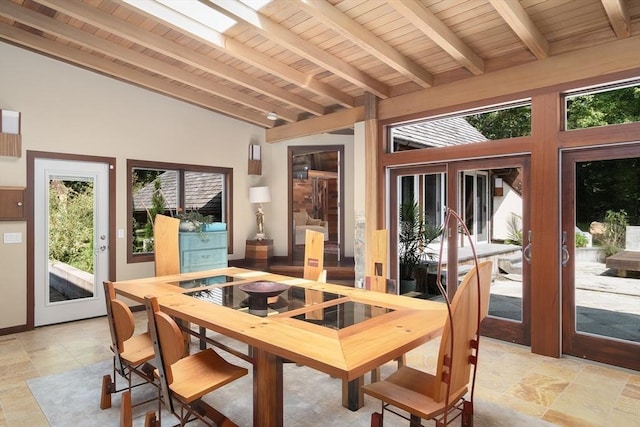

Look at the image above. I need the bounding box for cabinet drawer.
[181,248,227,271]
[179,231,227,250]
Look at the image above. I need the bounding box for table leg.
[342,376,364,411]
[253,347,283,427]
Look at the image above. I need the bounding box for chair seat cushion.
[169,348,248,403]
[121,332,155,365]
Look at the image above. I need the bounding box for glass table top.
[173,275,238,289]
[185,280,393,329]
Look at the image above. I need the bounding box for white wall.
[492,183,523,241]
[0,42,265,329]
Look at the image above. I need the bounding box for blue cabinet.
[179,230,228,273]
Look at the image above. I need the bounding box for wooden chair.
[100,282,157,422]
[143,296,248,427]
[303,229,326,320]
[363,260,491,426]
[153,214,180,277]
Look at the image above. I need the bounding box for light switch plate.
[3,232,22,244]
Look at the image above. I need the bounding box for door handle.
[561,231,570,267]
[523,230,532,264]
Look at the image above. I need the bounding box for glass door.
[561,145,640,370]
[34,158,109,326]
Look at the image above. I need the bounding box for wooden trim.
[0,324,28,336]
[266,107,364,144]
[558,121,640,148]
[378,37,640,122]
[26,150,117,331]
[529,93,562,358]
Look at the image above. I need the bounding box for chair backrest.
[432,264,481,403]
[103,281,135,357]
[154,214,180,277]
[303,229,325,281]
[365,229,389,293]
[477,261,493,320]
[145,296,184,385]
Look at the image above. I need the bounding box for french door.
[561,144,640,370]
[33,157,110,326]
[390,155,531,345]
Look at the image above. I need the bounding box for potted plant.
[398,201,442,294]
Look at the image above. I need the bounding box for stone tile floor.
[0,312,638,426]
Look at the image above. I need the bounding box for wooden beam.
[56,0,323,116]
[529,92,561,358]
[1,2,295,122]
[489,0,549,59]
[390,0,485,76]
[299,0,433,89]
[0,22,273,127]
[378,36,640,121]
[265,107,364,143]
[110,0,354,108]
[204,0,390,99]
[364,93,380,290]
[601,0,631,38]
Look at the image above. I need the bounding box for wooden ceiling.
[1,0,638,134]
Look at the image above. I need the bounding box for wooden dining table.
[110,267,447,427]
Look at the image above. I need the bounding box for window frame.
[127,159,233,264]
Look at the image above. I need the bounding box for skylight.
[122,0,273,44]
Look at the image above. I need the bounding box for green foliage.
[602,209,628,256]
[465,105,531,139]
[142,180,166,249]
[399,201,442,280]
[48,181,94,273]
[504,213,523,246]
[575,233,589,248]
[566,86,640,130]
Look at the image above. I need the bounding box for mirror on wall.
[289,146,343,263]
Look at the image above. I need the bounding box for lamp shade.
[249,186,271,204]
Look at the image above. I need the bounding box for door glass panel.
[48,178,95,302]
[461,168,524,322]
[574,157,640,342]
[291,150,340,262]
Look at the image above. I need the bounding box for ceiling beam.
[0,22,272,127]
[265,107,364,143]
[390,0,485,76]
[1,1,297,122]
[110,1,354,109]
[298,0,433,89]
[202,0,390,99]
[489,0,549,59]
[37,0,324,117]
[601,0,631,38]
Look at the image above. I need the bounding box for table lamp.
[249,186,271,240]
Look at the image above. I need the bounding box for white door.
[462,171,489,244]
[34,158,109,326]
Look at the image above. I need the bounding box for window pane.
[132,169,178,254]
[184,171,225,222]
[565,83,640,130]
[390,103,531,152]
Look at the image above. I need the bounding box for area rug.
[28,358,557,426]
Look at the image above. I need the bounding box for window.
[127,159,233,263]
[564,81,640,130]
[390,101,531,152]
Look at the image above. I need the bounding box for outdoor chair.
[143,296,248,427]
[100,282,158,421]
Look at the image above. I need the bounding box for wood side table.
[245,239,273,269]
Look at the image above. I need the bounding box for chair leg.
[144,411,159,427]
[371,412,383,427]
[461,400,474,427]
[100,374,113,409]
[120,391,132,427]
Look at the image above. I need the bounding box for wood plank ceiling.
[1,0,638,133]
